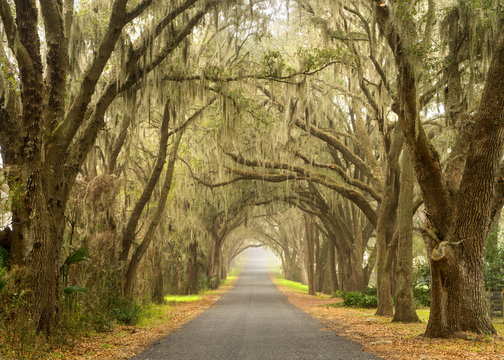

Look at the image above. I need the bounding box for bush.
[361,287,377,296]
[483,225,504,287]
[343,291,378,308]
[112,298,141,326]
[413,262,431,287]
[331,289,345,298]
[413,285,431,307]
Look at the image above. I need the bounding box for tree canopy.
[1,0,504,348]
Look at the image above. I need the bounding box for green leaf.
[64,285,87,294]
[0,245,8,269]
[63,247,90,266]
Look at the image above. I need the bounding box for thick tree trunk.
[207,236,222,289]
[393,148,419,322]
[336,250,366,291]
[374,1,504,336]
[375,128,402,316]
[283,253,297,280]
[315,238,327,293]
[15,200,63,335]
[185,241,199,294]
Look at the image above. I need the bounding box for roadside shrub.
[343,291,378,308]
[413,285,431,307]
[361,287,377,296]
[112,298,141,326]
[331,289,345,298]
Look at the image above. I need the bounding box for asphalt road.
[132,248,381,360]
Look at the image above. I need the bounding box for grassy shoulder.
[272,277,504,360]
[272,277,308,293]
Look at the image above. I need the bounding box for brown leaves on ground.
[276,285,504,360]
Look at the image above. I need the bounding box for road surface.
[132,248,381,360]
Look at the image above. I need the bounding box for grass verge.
[164,294,201,303]
[271,276,308,293]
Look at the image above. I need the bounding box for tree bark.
[375,128,402,317]
[328,240,339,292]
[393,147,419,322]
[185,240,199,294]
[207,234,222,289]
[151,246,165,304]
[304,215,316,295]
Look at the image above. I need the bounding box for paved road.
[132,249,381,360]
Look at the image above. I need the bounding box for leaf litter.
[275,283,504,360]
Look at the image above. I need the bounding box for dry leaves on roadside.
[276,285,504,360]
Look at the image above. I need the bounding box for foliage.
[483,226,504,287]
[331,289,346,298]
[296,47,346,71]
[413,285,431,308]
[197,273,214,292]
[342,291,378,308]
[63,286,87,313]
[111,298,141,326]
[361,287,378,296]
[60,247,90,286]
[413,262,431,287]
[0,245,8,293]
[261,50,285,77]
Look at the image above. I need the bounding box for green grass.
[274,277,308,293]
[137,303,170,327]
[164,294,201,302]
[416,308,430,322]
[221,275,237,286]
[494,320,504,335]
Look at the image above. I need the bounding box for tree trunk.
[336,250,366,291]
[283,252,297,280]
[304,215,316,295]
[374,1,504,336]
[393,148,419,322]
[152,247,164,304]
[375,128,402,317]
[123,129,183,296]
[328,241,339,292]
[185,240,199,294]
[14,197,63,335]
[220,250,227,280]
[207,236,222,289]
[120,100,172,263]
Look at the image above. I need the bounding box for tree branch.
[295,118,383,192]
[223,151,378,227]
[0,0,33,73]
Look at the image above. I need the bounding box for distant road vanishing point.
[132,248,381,360]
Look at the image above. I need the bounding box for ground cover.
[0,277,238,360]
[272,276,504,360]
